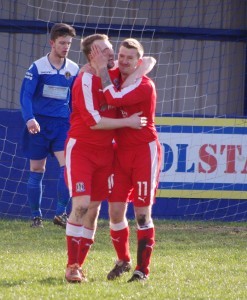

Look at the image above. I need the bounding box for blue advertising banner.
[156,116,247,200]
[1,110,247,221]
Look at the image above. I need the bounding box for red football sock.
[78,227,95,267]
[66,235,81,266]
[110,226,131,262]
[135,227,155,276]
[78,237,94,266]
[66,222,83,266]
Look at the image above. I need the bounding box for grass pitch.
[0,219,246,300]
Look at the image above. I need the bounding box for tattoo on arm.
[99,67,112,89]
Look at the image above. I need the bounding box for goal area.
[1,0,247,221]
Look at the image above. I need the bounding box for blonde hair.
[81,34,109,60]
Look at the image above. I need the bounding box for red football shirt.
[68,72,117,148]
[107,69,158,148]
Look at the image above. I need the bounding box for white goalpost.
[0,0,247,221]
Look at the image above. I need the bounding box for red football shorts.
[65,137,114,201]
[109,140,161,207]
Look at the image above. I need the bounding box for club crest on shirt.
[76,182,85,192]
[64,71,72,79]
[120,109,128,118]
[113,78,121,89]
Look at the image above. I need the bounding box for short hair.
[50,23,76,41]
[120,38,144,59]
[81,34,110,60]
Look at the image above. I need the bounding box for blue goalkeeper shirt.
[20,54,79,123]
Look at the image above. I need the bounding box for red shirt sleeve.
[72,72,102,127]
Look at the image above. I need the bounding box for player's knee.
[136,214,147,226]
[88,205,100,220]
[31,166,45,173]
[109,209,124,223]
[75,205,88,218]
[109,203,126,223]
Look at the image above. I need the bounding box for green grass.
[0,219,246,300]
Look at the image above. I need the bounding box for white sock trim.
[82,227,96,240]
[110,219,128,231]
[66,223,83,237]
[137,220,154,230]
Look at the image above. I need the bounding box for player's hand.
[79,63,94,74]
[128,112,147,129]
[26,119,40,134]
[90,45,108,70]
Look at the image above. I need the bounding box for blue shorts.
[21,115,70,160]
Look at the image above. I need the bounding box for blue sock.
[55,166,70,216]
[27,171,44,218]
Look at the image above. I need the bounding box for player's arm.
[75,73,147,130]
[90,112,147,130]
[90,45,153,107]
[121,56,156,88]
[90,44,156,89]
[20,64,40,133]
[20,65,37,122]
[79,63,95,74]
[97,68,152,107]
[68,71,79,112]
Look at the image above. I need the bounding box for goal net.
[1,0,247,221]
